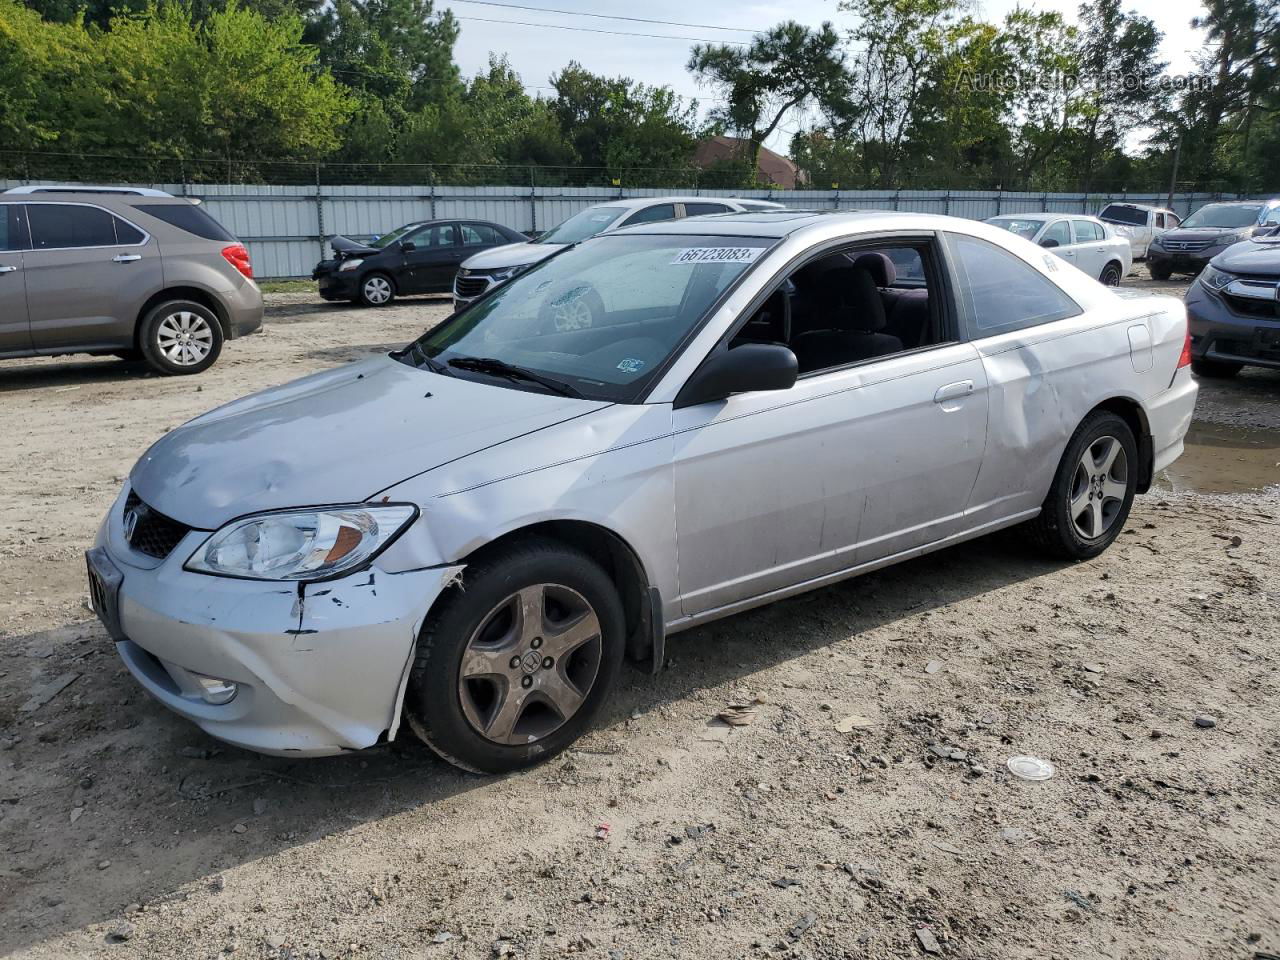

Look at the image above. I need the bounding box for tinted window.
[684,202,731,216]
[947,233,1080,336]
[134,203,234,241]
[1098,204,1147,227]
[1042,220,1071,246]
[28,203,117,248]
[1154,214,1165,229]
[1,206,28,251]
[621,203,677,226]
[461,223,502,246]
[114,217,145,245]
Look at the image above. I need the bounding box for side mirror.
[675,343,798,409]
[400,240,417,253]
[1040,237,1060,249]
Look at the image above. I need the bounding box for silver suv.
[0,186,263,375]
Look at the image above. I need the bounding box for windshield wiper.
[404,340,453,376]
[448,356,583,398]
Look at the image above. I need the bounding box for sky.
[437,0,1212,152]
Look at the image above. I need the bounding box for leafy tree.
[688,21,846,184]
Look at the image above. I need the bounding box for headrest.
[821,265,886,332]
[852,252,897,287]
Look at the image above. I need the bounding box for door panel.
[671,343,989,616]
[402,223,460,292]
[0,204,31,354]
[23,203,162,351]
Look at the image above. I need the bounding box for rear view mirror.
[1040,238,1060,249]
[675,343,798,409]
[400,240,417,253]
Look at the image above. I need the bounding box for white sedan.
[90,210,1197,773]
[985,213,1132,285]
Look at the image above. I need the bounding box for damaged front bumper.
[93,498,461,757]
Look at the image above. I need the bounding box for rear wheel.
[1191,358,1242,379]
[1149,262,1172,281]
[404,538,625,774]
[1024,411,1138,561]
[139,300,223,376]
[1099,262,1123,286]
[358,272,395,307]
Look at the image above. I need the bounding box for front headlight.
[1149,236,1164,249]
[1201,264,1234,291]
[491,263,530,283]
[338,258,364,272]
[185,504,417,581]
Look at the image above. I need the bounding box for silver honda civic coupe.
[87,210,1198,772]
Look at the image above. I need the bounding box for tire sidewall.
[1044,413,1139,560]
[406,543,625,774]
[140,300,224,376]
[358,272,396,307]
[1100,263,1121,286]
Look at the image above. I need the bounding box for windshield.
[397,233,775,402]
[1181,203,1263,229]
[1098,205,1147,227]
[534,206,627,245]
[368,223,420,249]
[986,217,1044,240]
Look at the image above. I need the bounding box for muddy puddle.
[1154,421,1280,495]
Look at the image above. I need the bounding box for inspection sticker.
[672,246,763,265]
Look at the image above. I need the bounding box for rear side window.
[683,202,731,216]
[135,203,235,242]
[1099,204,1147,227]
[461,223,502,246]
[946,233,1080,337]
[114,217,146,244]
[28,203,118,248]
[622,203,677,226]
[1,205,28,251]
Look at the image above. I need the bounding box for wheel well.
[453,521,655,664]
[1105,259,1123,273]
[1091,397,1153,492]
[134,287,229,345]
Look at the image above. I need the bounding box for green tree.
[688,21,846,185]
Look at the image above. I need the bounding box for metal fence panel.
[0,179,1249,278]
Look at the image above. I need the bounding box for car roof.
[2,185,174,197]
[587,196,774,212]
[1099,201,1170,211]
[618,209,942,238]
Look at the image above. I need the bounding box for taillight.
[221,243,253,279]
[1177,329,1192,368]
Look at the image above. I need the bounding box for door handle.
[112,254,141,263]
[934,380,974,404]
[0,264,18,274]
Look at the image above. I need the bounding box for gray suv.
[0,186,263,375]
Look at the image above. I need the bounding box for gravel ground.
[1,272,1278,960]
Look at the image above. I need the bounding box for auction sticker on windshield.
[672,247,764,264]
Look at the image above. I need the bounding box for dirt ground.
[2,266,1279,960]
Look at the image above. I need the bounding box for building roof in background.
[694,136,803,189]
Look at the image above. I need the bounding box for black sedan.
[313,219,526,306]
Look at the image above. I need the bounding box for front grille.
[1163,239,1214,252]
[1223,294,1280,319]
[123,490,191,559]
[454,274,491,299]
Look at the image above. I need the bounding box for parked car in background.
[1184,228,1280,377]
[1147,199,1280,279]
[1097,202,1179,260]
[451,196,785,309]
[313,219,526,306]
[0,186,261,375]
[984,213,1132,285]
[90,210,1195,772]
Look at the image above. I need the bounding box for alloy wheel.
[457,583,603,745]
[1068,435,1128,540]
[156,311,214,366]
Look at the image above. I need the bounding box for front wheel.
[139,300,224,375]
[404,538,625,774]
[1191,358,1242,379]
[1099,262,1123,286]
[1024,411,1138,561]
[358,272,395,307]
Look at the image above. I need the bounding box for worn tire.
[1190,358,1241,379]
[139,300,224,376]
[1023,411,1138,561]
[357,272,396,307]
[1099,261,1123,286]
[1148,262,1172,281]
[404,538,625,775]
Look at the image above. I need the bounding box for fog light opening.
[193,674,238,705]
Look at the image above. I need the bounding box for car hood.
[1213,236,1280,277]
[129,355,608,530]
[460,241,561,271]
[329,234,381,256]
[1159,226,1251,245]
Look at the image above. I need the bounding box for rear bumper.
[1145,367,1198,474]
[225,278,264,339]
[1186,282,1280,370]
